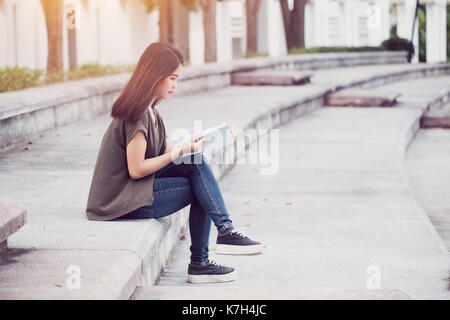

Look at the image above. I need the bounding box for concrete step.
[132,285,411,300]
[231,70,313,86]
[421,103,450,128]
[0,200,27,255]
[325,89,401,107]
[0,247,140,300]
[0,51,408,152]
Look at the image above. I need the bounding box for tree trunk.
[158,0,174,44]
[246,0,261,54]
[291,0,306,48]
[201,0,217,63]
[279,0,306,51]
[279,0,292,50]
[41,0,64,72]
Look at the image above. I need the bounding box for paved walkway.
[134,75,450,300]
[1,63,450,299]
[405,126,450,251]
[134,106,450,300]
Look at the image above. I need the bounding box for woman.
[85,42,263,284]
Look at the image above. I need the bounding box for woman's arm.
[126,131,204,180]
[126,131,180,180]
[164,137,174,154]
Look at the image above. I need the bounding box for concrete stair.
[0,200,27,255]
[231,70,313,86]
[421,103,450,128]
[325,89,401,107]
[132,285,411,300]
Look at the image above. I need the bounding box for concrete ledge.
[325,89,401,107]
[138,208,190,286]
[0,51,407,152]
[231,70,312,85]
[132,286,411,300]
[0,200,27,255]
[421,116,450,128]
[0,248,141,300]
[396,106,450,260]
[329,63,450,93]
[421,97,450,128]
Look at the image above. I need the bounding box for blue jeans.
[119,153,234,265]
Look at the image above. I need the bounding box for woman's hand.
[181,133,205,154]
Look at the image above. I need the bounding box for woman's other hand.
[181,133,204,154]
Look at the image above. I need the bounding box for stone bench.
[0,200,27,255]
[325,89,402,107]
[231,69,313,86]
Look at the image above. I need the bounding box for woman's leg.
[154,154,263,257]
[121,176,211,265]
[154,153,234,234]
[187,200,211,265]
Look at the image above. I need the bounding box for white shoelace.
[230,229,247,238]
[208,260,223,267]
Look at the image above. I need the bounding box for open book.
[173,122,234,158]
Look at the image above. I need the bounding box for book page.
[176,123,233,157]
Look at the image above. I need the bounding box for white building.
[0,0,447,71]
[305,0,392,48]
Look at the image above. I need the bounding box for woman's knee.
[182,153,207,165]
[179,154,209,172]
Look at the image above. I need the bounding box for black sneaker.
[216,229,264,255]
[187,260,237,284]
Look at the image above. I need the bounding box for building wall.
[0,0,159,70]
[228,0,245,59]
[305,0,391,48]
[0,8,6,66]
[0,0,47,69]
[0,0,445,70]
[426,0,447,63]
[216,0,230,62]
[188,8,204,66]
[258,0,287,56]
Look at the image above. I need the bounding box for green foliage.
[418,5,426,62]
[66,62,135,80]
[245,50,269,58]
[44,69,65,84]
[0,62,136,93]
[0,66,44,92]
[179,0,201,12]
[389,3,398,16]
[140,0,226,13]
[288,46,383,54]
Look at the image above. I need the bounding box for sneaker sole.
[187,270,237,284]
[215,243,264,255]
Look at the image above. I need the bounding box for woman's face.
[156,64,183,99]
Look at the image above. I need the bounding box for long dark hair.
[111,42,184,123]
